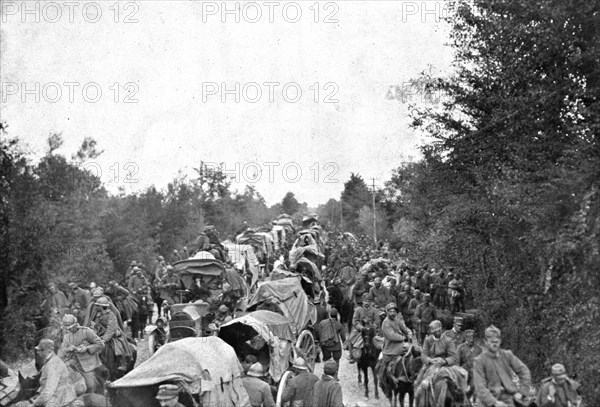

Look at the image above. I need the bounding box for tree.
[385,0,600,401]
[316,198,342,229]
[340,173,371,233]
[357,205,389,243]
[281,192,300,215]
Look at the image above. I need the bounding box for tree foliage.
[0,134,283,360]
[384,0,600,402]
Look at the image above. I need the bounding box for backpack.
[319,318,338,348]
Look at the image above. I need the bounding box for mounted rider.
[379,302,412,383]
[159,266,182,304]
[106,280,137,326]
[57,314,104,393]
[28,339,77,407]
[442,316,466,345]
[369,277,391,310]
[84,287,124,330]
[346,293,379,364]
[457,329,483,399]
[414,320,462,402]
[352,271,371,306]
[92,297,133,373]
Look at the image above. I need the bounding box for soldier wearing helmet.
[58,314,104,393]
[280,358,319,407]
[242,363,275,407]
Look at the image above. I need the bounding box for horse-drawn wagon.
[245,278,318,370]
[218,309,314,407]
[152,257,248,346]
[108,336,250,407]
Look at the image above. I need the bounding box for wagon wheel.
[275,370,295,407]
[294,330,316,372]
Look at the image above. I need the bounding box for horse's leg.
[373,364,379,399]
[363,365,369,398]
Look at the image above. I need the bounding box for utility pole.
[370,178,378,244]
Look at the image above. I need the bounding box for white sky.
[1,1,454,206]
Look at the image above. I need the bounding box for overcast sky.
[1,1,454,206]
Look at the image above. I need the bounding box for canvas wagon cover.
[220,311,293,382]
[111,337,242,391]
[247,278,316,334]
[223,242,260,287]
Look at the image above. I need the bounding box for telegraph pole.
[370,178,378,244]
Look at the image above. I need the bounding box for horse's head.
[432,372,465,407]
[395,347,423,383]
[5,372,40,406]
[360,325,375,343]
[445,375,465,405]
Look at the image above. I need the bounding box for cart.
[245,278,318,371]
[108,336,250,407]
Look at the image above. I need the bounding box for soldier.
[415,293,437,345]
[93,297,132,372]
[45,283,69,317]
[159,266,182,304]
[280,358,319,407]
[352,271,371,306]
[414,320,458,401]
[442,316,466,345]
[536,364,582,407]
[58,314,104,393]
[457,329,483,399]
[346,293,379,364]
[473,325,532,407]
[155,384,185,407]
[26,339,77,407]
[242,363,275,407]
[67,282,91,324]
[128,267,149,294]
[369,277,391,310]
[379,302,412,383]
[304,360,343,407]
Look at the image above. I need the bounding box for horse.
[378,344,423,407]
[339,283,355,331]
[99,338,137,381]
[414,366,468,407]
[356,325,380,399]
[4,372,111,407]
[33,349,109,396]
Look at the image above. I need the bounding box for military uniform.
[58,326,103,393]
[473,349,531,407]
[32,353,77,407]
